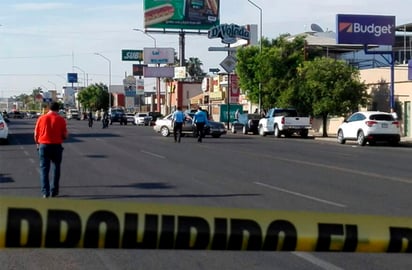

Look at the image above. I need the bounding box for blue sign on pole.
[67,73,78,83]
[336,14,396,45]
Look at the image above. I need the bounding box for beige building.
[314,64,412,137]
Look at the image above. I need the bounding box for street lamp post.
[73,65,87,87]
[132,28,157,48]
[94,53,112,109]
[132,29,161,113]
[247,0,263,112]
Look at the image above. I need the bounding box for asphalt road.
[1,118,412,270]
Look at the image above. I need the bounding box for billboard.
[143,66,175,78]
[143,48,175,64]
[122,50,143,61]
[336,14,395,45]
[143,0,220,30]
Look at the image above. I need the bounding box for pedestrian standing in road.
[34,102,68,198]
[192,107,209,143]
[88,111,93,128]
[102,110,109,128]
[171,106,185,143]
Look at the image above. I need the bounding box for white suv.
[67,109,80,120]
[337,111,401,146]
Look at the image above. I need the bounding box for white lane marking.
[29,158,35,164]
[254,182,347,208]
[293,252,344,270]
[23,150,29,156]
[140,150,166,159]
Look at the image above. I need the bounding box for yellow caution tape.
[0,196,411,252]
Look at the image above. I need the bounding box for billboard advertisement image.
[144,0,219,30]
[337,14,395,45]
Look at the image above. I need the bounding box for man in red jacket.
[34,102,68,198]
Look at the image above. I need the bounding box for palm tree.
[186,57,206,82]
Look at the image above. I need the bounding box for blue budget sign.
[336,14,395,45]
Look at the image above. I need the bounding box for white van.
[67,109,80,120]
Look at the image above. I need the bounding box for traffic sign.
[209,68,220,73]
[220,55,237,73]
[67,73,78,83]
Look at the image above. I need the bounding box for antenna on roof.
[311,23,324,32]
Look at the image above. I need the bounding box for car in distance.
[154,113,226,138]
[66,109,80,120]
[134,112,152,126]
[231,113,261,135]
[109,108,127,125]
[337,111,401,146]
[126,113,136,125]
[0,113,9,144]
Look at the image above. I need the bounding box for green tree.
[236,35,306,109]
[185,57,206,82]
[296,57,369,137]
[77,83,110,111]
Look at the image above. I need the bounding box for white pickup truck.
[258,108,311,138]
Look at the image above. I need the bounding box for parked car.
[154,113,226,138]
[148,111,162,125]
[109,108,127,125]
[134,112,152,126]
[8,111,24,119]
[26,111,39,119]
[337,111,401,146]
[126,113,136,125]
[258,108,311,138]
[231,113,261,135]
[0,113,9,144]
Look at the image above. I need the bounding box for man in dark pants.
[171,106,185,143]
[192,107,209,143]
[34,102,68,198]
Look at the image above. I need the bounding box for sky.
[1,0,411,97]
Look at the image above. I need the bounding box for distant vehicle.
[67,109,80,120]
[58,110,66,118]
[154,113,226,138]
[0,113,9,144]
[148,111,162,125]
[258,108,311,138]
[8,111,24,119]
[134,112,152,126]
[26,111,39,119]
[337,111,401,146]
[126,113,136,125]
[109,108,127,125]
[231,113,261,135]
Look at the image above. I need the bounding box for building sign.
[143,66,175,78]
[133,64,147,76]
[174,66,186,79]
[209,91,224,101]
[122,49,143,61]
[137,79,145,95]
[208,23,250,44]
[230,74,239,103]
[123,76,136,97]
[336,14,395,45]
[143,48,175,64]
[143,0,220,30]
